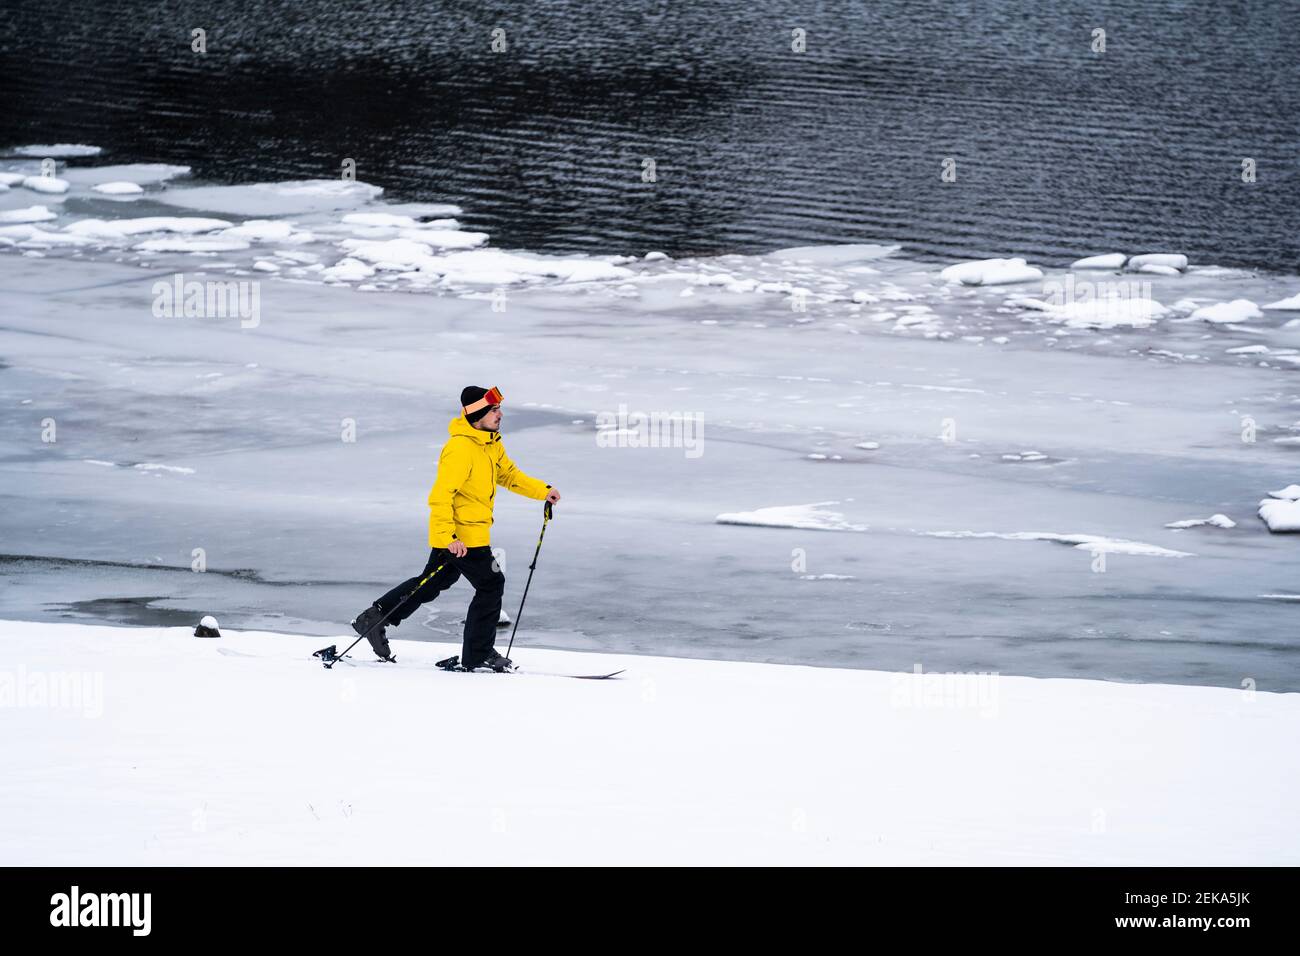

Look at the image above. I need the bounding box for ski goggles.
[462,386,504,416]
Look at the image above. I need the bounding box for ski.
[436,655,625,680]
[314,645,623,679]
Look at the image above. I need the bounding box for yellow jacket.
[428,414,551,548]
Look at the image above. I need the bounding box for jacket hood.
[448,414,499,445]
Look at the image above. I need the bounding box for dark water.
[2,0,1298,269]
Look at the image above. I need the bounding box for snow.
[13,229,99,248]
[132,463,195,474]
[923,531,1192,557]
[321,257,375,281]
[1070,253,1126,269]
[338,237,437,267]
[341,211,463,228]
[61,164,191,186]
[91,181,144,195]
[0,173,27,187]
[772,243,899,264]
[5,217,1300,694]
[1,619,1294,865]
[134,238,251,253]
[1262,292,1300,310]
[1136,263,1181,276]
[1128,253,1188,271]
[0,205,56,224]
[716,501,867,532]
[1191,299,1263,324]
[410,248,634,286]
[1009,294,1167,329]
[155,179,383,216]
[1258,498,1300,532]
[940,257,1043,286]
[20,175,70,194]
[66,217,233,238]
[1165,514,1236,529]
[1257,486,1300,532]
[8,143,102,157]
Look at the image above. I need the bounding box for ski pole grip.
[544,499,554,520]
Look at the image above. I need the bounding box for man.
[350,386,560,671]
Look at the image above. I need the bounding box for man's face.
[475,406,503,431]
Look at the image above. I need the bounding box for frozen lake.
[3,227,1299,690]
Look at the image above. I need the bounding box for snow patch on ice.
[8,143,102,157]
[91,181,144,195]
[1165,514,1236,530]
[923,530,1193,557]
[716,501,867,532]
[1191,300,1262,324]
[1127,254,1188,272]
[941,258,1043,287]
[135,238,251,253]
[1262,293,1300,311]
[0,205,56,224]
[67,217,232,238]
[1070,253,1126,270]
[156,179,383,216]
[133,463,195,474]
[21,176,70,194]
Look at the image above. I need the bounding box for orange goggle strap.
[463,386,504,416]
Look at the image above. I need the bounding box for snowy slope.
[2,621,1295,865]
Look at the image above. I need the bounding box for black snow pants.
[375,546,505,668]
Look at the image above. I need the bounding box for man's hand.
[447,540,468,557]
[545,488,562,505]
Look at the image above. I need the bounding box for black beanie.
[461,385,493,424]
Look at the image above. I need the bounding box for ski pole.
[322,559,449,669]
[506,499,553,659]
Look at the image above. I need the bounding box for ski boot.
[351,604,396,662]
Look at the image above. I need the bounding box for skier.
[349,386,560,671]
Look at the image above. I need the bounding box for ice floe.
[940,257,1043,286]
[1007,294,1167,329]
[135,238,251,253]
[61,163,191,186]
[715,501,867,532]
[91,182,144,195]
[133,463,195,474]
[321,257,375,281]
[1165,514,1236,529]
[1262,293,1300,311]
[8,144,102,157]
[155,179,383,216]
[1127,253,1188,272]
[1258,485,1300,532]
[1191,299,1262,324]
[1070,253,1127,270]
[21,176,70,194]
[66,216,232,238]
[0,205,56,224]
[923,531,1192,557]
